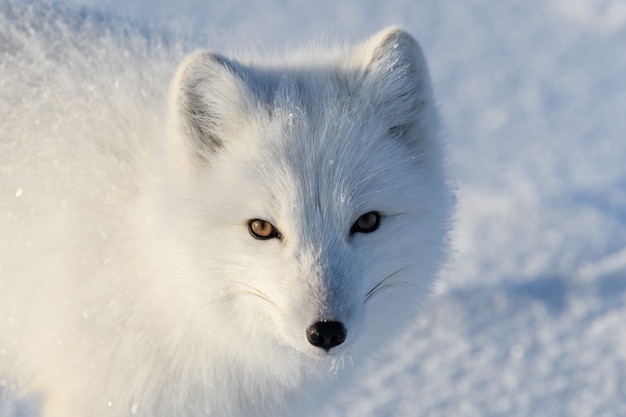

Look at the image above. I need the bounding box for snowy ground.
[3,0,626,416]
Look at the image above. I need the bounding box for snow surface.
[3,0,626,416]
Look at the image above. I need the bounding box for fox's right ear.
[356,28,437,149]
[168,52,254,166]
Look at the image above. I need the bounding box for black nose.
[306,321,347,351]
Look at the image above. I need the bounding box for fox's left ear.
[168,51,256,169]
[357,28,437,145]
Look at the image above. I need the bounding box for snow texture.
[2,0,625,416]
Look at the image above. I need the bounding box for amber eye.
[351,211,381,234]
[248,219,280,240]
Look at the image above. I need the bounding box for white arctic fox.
[0,3,452,417]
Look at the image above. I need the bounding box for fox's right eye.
[351,211,381,235]
[248,219,281,240]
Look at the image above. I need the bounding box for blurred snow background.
[3,0,626,416]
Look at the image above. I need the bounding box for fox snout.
[306,321,347,351]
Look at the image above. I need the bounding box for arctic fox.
[0,3,451,417]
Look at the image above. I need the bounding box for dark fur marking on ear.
[183,87,224,154]
[388,124,407,138]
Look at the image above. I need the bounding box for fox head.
[162,28,451,365]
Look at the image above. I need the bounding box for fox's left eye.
[351,211,381,234]
[248,219,281,240]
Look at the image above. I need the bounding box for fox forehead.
[213,83,416,205]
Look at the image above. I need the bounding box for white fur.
[0,2,452,416]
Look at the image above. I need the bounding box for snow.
[3,0,626,415]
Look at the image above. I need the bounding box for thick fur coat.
[0,2,452,416]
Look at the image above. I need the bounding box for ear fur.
[168,51,254,166]
[167,28,435,172]
[357,27,436,144]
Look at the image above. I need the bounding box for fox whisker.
[230,281,279,308]
[364,268,412,303]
